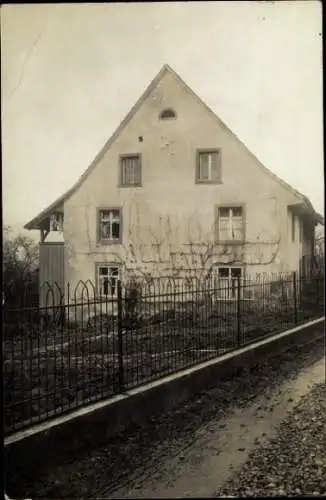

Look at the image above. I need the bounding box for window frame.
[119,153,142,187]
[97,207,123,245]
[215,204,245,244]
[195,148,222,184]
[95,263,120,298]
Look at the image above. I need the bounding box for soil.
[5,332,325,499]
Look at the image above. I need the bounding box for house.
[24,64,323,304]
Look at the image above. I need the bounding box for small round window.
[159,108,177,120]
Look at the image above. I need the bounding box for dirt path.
[107,356,325,499]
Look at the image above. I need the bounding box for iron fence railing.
[3,272,325,436]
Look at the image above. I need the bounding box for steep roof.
[24,64,324,229]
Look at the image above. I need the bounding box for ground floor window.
[96,264,120,297]
[217,267,242,298]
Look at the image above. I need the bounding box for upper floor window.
[159,108,177,120]
[96,264,120,297]
[217,206,244,242]
[120,154,142,186]
[98,208,122,244]
[196,150,221,184]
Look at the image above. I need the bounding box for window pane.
[231,268,241,278]
[99,267,108,276]
[232,207,242,217]
[219,207,230,218]
[112,222,120,239]
[122,163,128,185]
[219,217,231,240]
[199,154,209,180]
[101,221,111,238]
[125,159,133,184]
[103,277,109,295]
[231,217,243,240]
[210,152,220,181]
[111,209,120,219]
[218,268,229,278]
[100,210,111,221]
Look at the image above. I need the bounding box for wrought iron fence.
[3,271,325,436]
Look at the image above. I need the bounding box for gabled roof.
[24,64,324,229]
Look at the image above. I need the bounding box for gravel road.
[6,334,325,499]
[215,380,326,497]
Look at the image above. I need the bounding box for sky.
[1,1,324,239]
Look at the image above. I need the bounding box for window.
[159,108,177,120]
[96,265,119,297]
[217,206,244,242]
[217,267,242,299]
[196,150,221,183]
[120,154,141,186]
[50,212,64,232]
[291,213,296,242]
[98,208,122,243]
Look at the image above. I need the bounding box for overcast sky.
[2,1,323,237]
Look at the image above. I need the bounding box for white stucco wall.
[62,69,305,292]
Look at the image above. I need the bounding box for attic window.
[159,108,177,120]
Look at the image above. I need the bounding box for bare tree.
[314,225,324,275]
[3,226,39,306]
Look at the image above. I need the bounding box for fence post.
[237,277,241,346]
[293,271,298,324]
[117,279,124,392]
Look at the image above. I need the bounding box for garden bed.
[3,298,324,435]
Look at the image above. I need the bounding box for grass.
[3,293,324,435]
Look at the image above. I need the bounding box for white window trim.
[217,206,244,242]
[96,264,120,297]
[196,149,221,184]
[98,208,122,244]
